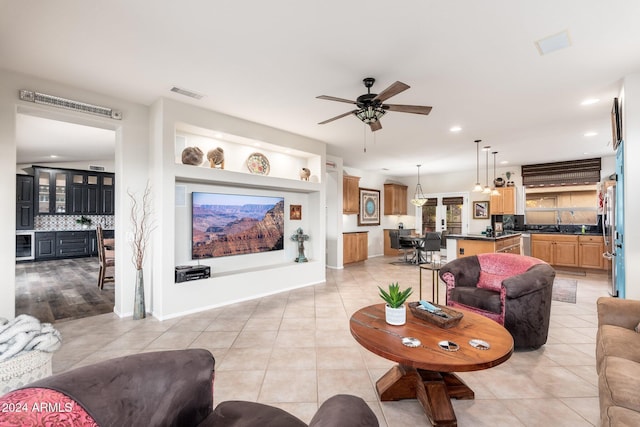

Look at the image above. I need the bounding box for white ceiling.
[3,1,639,176]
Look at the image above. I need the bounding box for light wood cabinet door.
[553,239,579,267]
[579,235,604,269]
[490,187,515,215]
[501,187,516,214]
[344,232,368,264]
[343,175,360,214]
[384,184,408,215]
[531,236,553,263]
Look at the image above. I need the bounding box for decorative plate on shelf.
[246,152,270,175]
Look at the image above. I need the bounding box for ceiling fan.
[317,77,432,132]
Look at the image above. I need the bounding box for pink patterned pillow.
[477,271,504,292]
[0,387,98,426]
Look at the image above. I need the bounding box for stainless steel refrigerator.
[603,184,618,296]
[602,184,625,298]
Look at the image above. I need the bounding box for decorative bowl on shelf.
[246,152,270,175]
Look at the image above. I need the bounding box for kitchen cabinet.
[69,171,100,215]
[456,235,521,258]
[29,166,115,215]
[100,174,115,215]
[579,235,605,269]
[343,232,368,264]
[35,232,56,260]
[343,175,361,214]
[16,175,34,230]
[490,187,516,215]
[531,234,579,267]
[384,183,407,215]
[33,168,68,214]
[56,231,89,257]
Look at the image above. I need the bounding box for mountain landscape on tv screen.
[192,199,284,258]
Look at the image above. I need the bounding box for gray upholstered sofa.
[0,349,379,427]
[597,297,640,426]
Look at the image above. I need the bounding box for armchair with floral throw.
[439,253,555,349]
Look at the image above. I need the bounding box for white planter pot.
[385,304,407,325]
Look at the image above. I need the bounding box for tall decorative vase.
[133,269,146,320]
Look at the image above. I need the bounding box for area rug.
[552,278,578,303]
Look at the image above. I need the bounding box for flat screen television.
[612,97,622,150]
[192,192,284,259]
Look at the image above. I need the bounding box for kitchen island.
[446,233,521,260]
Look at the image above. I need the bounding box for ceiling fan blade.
[316,95,356,104]
[318,110,358,125]
[369,120,382,132]
[373,81,410,103]
[384,104,433,115]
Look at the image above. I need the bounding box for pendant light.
[472,140,483,192]
[410,164,428,206]
[491,151,500,196]
[482,146,491,194]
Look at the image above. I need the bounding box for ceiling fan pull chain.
[363,123,367,153]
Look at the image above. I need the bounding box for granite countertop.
[525,230,602,236]
[446,233,522,242]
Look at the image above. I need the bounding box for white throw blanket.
[0,315,62,362]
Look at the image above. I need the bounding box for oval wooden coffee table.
[350,303,513,426]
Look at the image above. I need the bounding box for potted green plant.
[76,215,92,229]
[378,282,413,325]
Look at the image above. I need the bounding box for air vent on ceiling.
[170,86,204,100]
[89,165,106,171]
[18,90,122,120]
[535,30,571,55]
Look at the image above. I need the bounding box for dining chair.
[398,235,419,263]
[418,232,441,264]
[390,230,415,263]
[96,225,115,289]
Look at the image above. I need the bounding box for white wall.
[325,155,342,269]
[0,69,149,320]
[149,98,327,320]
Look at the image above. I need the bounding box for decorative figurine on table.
[290,227,309,263]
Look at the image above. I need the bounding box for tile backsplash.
[35,215,115,231]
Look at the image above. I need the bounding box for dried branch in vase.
[128,182,156,270]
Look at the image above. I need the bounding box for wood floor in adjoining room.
[15,257,115,324]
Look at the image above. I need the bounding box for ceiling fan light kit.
[410,164,428,207]
[317,77,432,132]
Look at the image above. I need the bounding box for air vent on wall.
[19,90,122,120]
[170,86,204,100]
[89,165,106,171]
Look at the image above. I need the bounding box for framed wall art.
[472,201,490,219]
[290,204,302,220]
[358,188,380,226]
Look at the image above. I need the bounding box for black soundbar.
[175,265,211,283]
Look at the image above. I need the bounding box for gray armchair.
[0,349,379,427]
[439,253,556,349]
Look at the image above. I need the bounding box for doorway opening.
[15,111,117,323]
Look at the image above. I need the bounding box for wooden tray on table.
[408,302,463,329]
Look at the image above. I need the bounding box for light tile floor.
[52,256,608,426]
